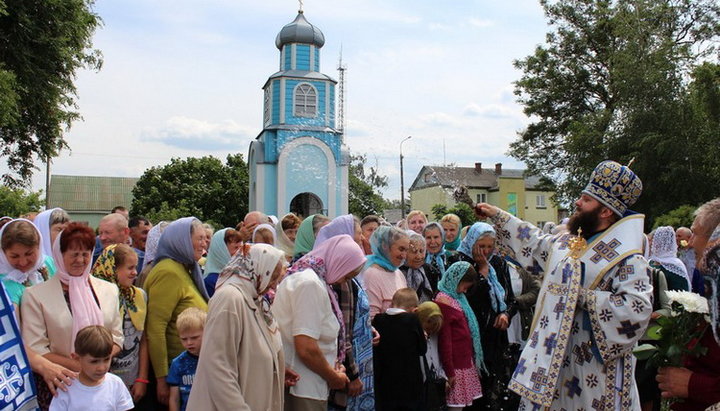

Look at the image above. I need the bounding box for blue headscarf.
[204,228,231,276]
[155,217,209,301]
[438,261,485,373]
[365,226,407,272]
[457,222,507,313]
[423,222,446,277]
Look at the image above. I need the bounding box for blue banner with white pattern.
[0,284,37,410]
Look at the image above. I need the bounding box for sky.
[12,0,551,202]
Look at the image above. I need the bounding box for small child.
[166,307,206,411]
[372,287,427,411]
[417,301,447,411]
[49,325,133,411]
[435,261,482,411]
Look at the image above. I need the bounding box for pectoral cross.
[568,228,587,259]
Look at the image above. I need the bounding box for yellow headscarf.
[92,244,147,331]
[416,301,442,323]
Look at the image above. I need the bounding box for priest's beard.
[567,204,603,238]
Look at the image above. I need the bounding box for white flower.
[665,290,710,314]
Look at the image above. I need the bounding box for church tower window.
[294,83,317,117]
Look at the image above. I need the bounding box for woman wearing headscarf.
[21,223,123,410]
[0,219,53,310]
[143,217,209,405]
[441,214,462,258]
[276,213,302,261]
[92,243,149,402]
[312,214,373,410]
[187,244,288,410]
[364,226,410,319]
[406,210,428,235]
[32,208,70,276]
[273,235,367,410]
[292,214,330,261]
[135,221,169,288]
[203,228,242,298]
[252,223,277,245]
[424,222,447,278]
[649,226,690,291]
[447,222,516,410]
[400,233,439,303]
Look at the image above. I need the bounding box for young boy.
[166,307,206,411]
[372,288,427,411]
[49,326,133,411]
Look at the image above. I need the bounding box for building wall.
[494,177,527,219]
[523,190,559,227]
[410,186,453,216]
[67,212,105,229]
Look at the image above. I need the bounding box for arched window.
[294,83,317,117]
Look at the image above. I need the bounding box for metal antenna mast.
[337,46,347,143]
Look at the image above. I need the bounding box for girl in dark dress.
[447,222,517,410]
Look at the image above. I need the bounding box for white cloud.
[463,103,519,119]
[468,18,494,28]
[141,117,255,151]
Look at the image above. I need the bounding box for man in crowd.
[676,226,696,287]
[129,216,153,252]
[475,160,651,409]
[236,211,268,242]
[95,213,144,271]
[111,205,129,220]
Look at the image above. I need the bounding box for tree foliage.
[511,0,720,226]
[652,204,697,229]
[131,154,249,228]
[0,0,102,187]
[348,153,389,218]
[0,186,43,217]
[431,202,476,227]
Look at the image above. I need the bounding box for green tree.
[432,203,476,227]
[0,186,43,217]
[652,205,697,229]
[0,0,102,187]
[131,154,249,227]
[348,154,389,218]
[511,0,720,226]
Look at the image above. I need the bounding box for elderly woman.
[406,210,428,235]
[21,222,123,409]
[364,226,410,318]
[187,244,287,410]
[292,214,330,260]
[314,214,362,250]
[276,213,302,260]
[424,222,447,277]
[143,217,209,405]
[32,208,70,275]
[400,233,440,303]
[135,221,169,288]
[447,222,516,409]
[203,228,242,298]
[441,213,462,257]
[273,235,367,410]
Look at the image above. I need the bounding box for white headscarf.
[649,226,689,286]
[274,214,295,259]
[0,219,46,284]
[33,208,61,259]
[252,224,277,245]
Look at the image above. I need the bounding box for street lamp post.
[400,136,412,219]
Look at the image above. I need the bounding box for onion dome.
[275,11,325,50]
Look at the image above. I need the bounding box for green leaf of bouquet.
[646,325,663,340]
[633,344,658,360]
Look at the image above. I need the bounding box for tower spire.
[299,0,303,13]
[337,45,347,141]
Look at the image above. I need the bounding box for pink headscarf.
[52,232,103,350]
[286,234,366,362]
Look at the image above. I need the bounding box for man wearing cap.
[475,161,651,410]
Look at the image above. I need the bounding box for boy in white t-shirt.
[50,325,133,411]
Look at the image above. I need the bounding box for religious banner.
[0,286,37,411]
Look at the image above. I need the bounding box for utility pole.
[400,136,412,219]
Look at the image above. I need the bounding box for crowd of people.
[1,160,720,410]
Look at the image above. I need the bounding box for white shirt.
[49,372,133,411]
[273,268,340,401]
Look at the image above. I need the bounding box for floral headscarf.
[216,243,286,329]
[143,221,169,266]
[286,235,367,363]
[92,244,146,331]
[437,261,485,373]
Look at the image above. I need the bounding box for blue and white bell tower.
[248,10,349,218]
